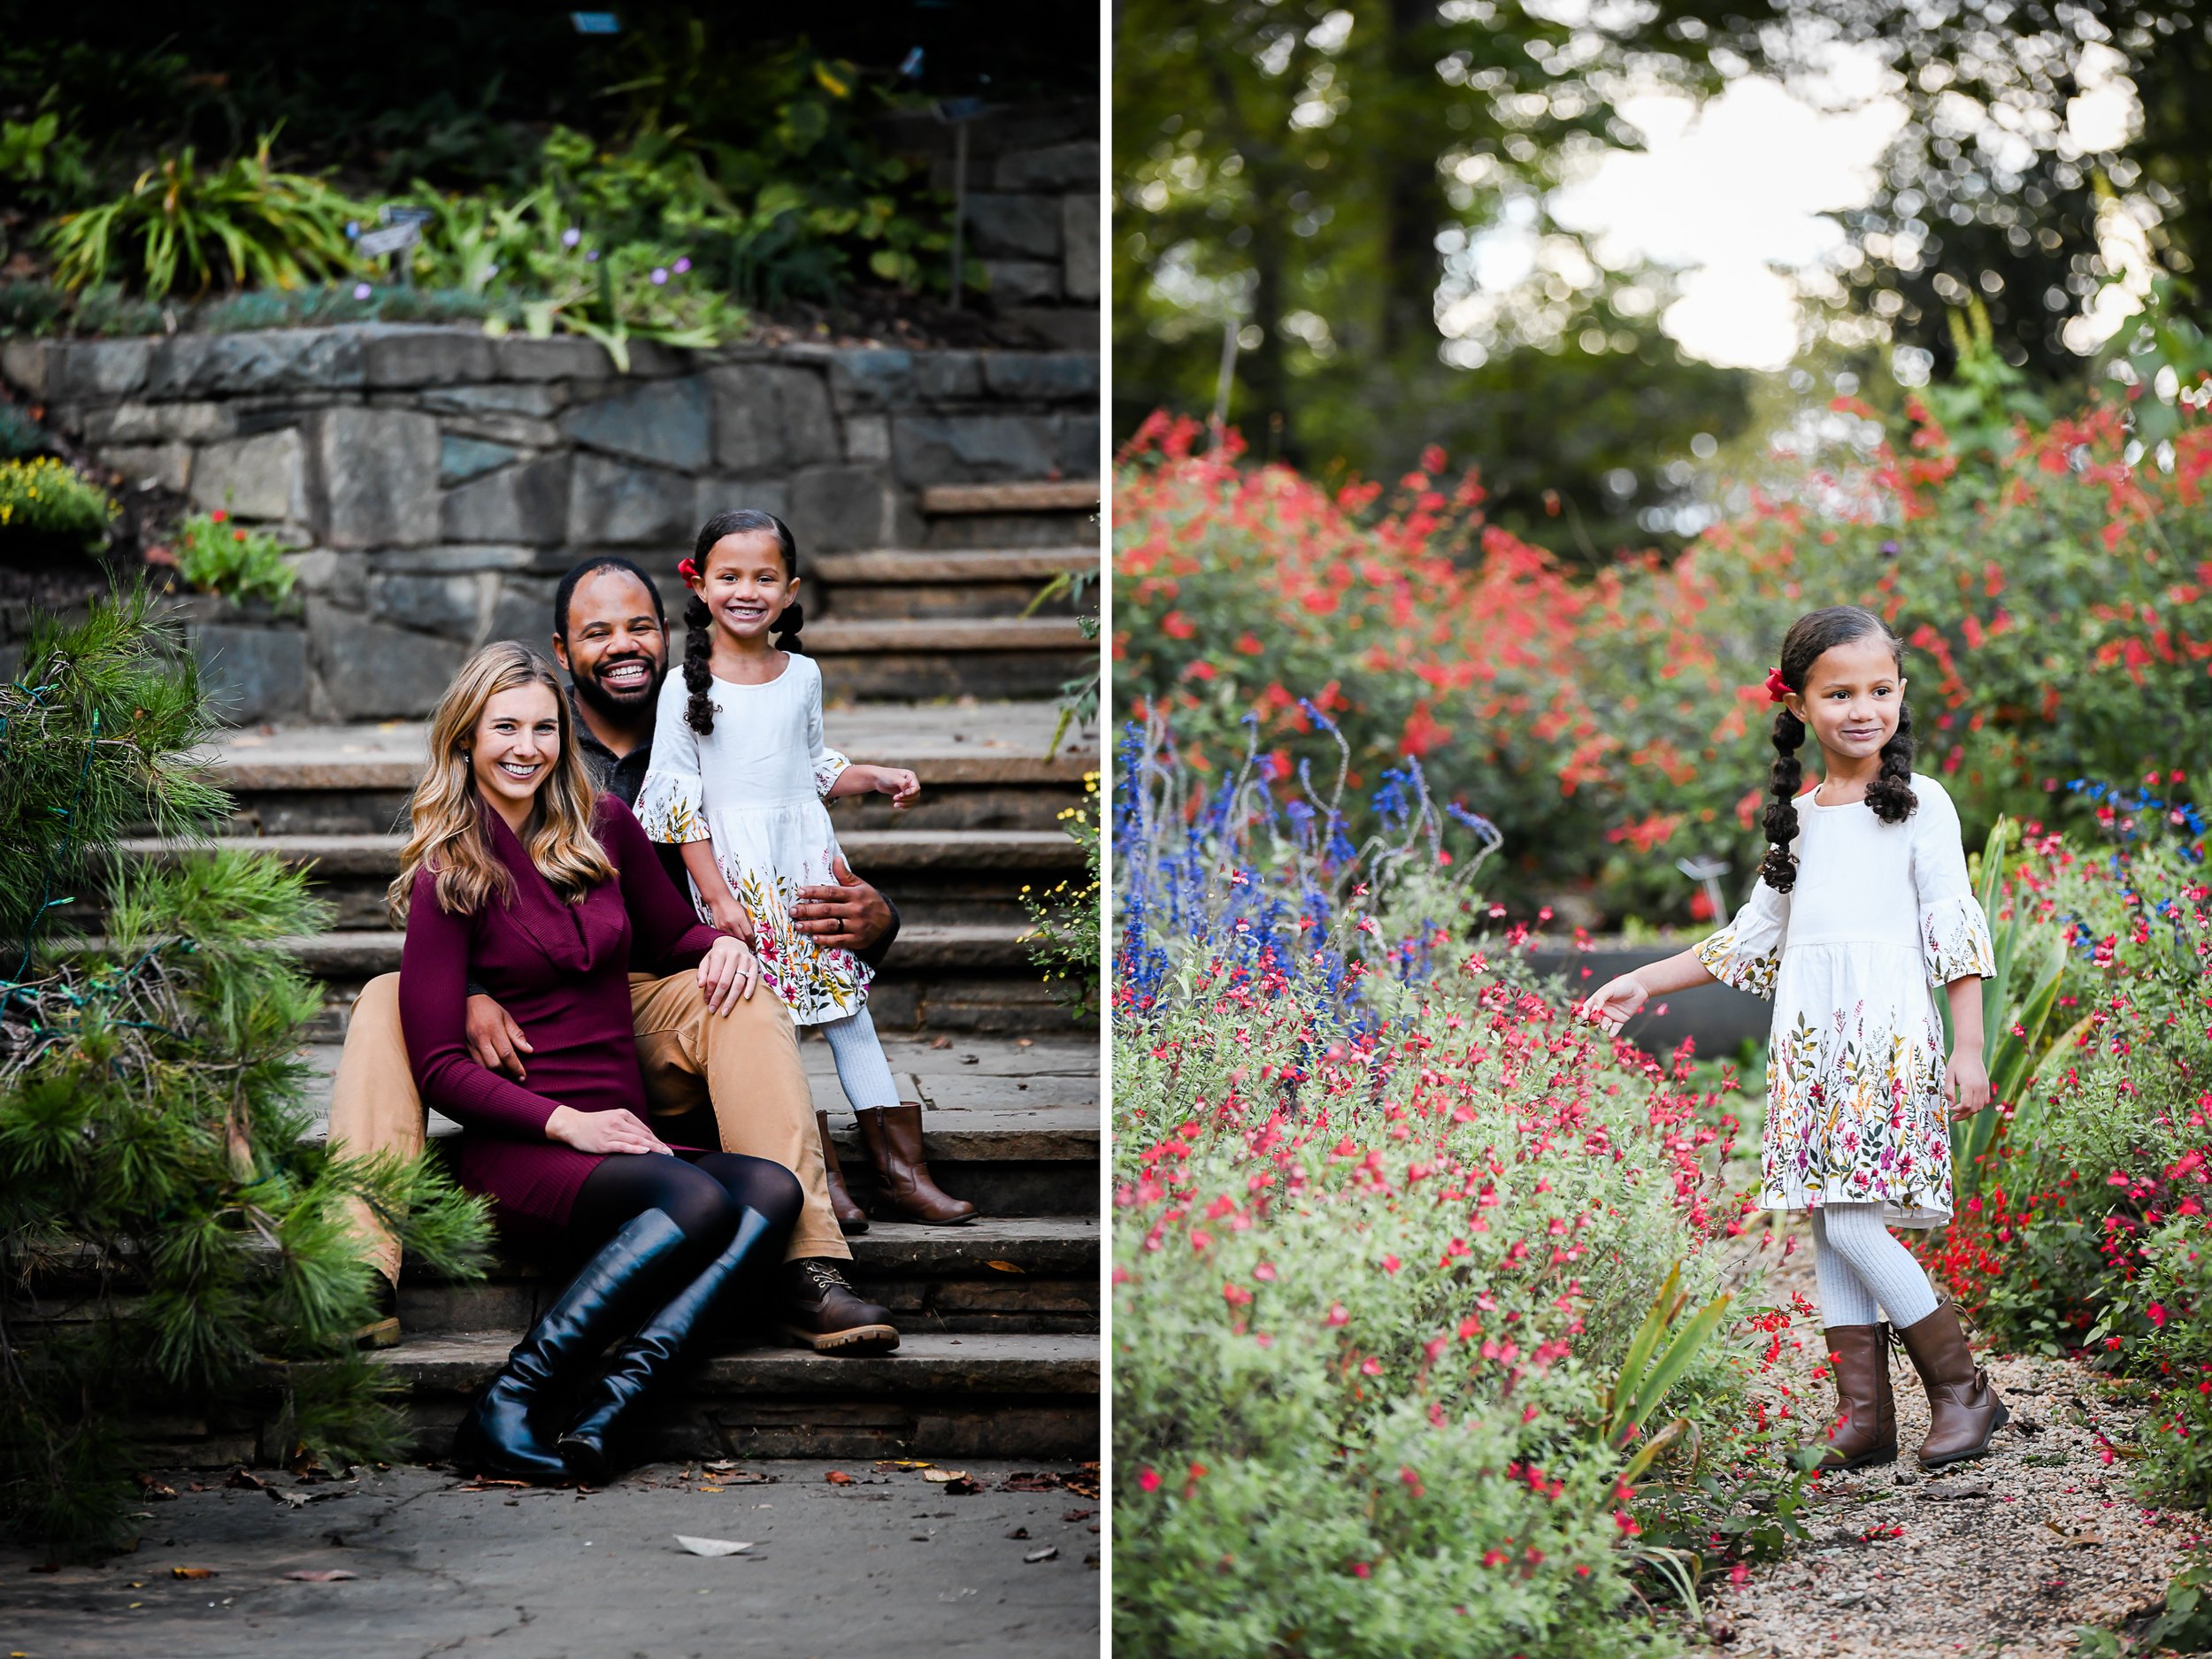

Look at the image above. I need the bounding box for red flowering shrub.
[1111,726,1815,1656]
[1115,388,2212,924]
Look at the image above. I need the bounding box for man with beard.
[326,557,922,1353]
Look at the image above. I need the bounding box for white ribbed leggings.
[818,1004,901,1111]
[1809,1203,1939,1330]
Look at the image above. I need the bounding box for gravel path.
[1706,1220,2198,1657]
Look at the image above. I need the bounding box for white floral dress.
[1694,772,1994,1227]
[634,654,866,1025]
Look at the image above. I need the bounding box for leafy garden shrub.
[1115,367,2212,924]
[1021,771,1101,1022]
[44,133,360,300]
[0,457,116,551]
[165,509,297,610]
[1112,718,1818,1657]
[1905,779,2212,1508]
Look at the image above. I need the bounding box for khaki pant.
[329,971,850,1286]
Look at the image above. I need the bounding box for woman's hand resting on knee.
[697,934,759,1013]
[545,1105,672,1156]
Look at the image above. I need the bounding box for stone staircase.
[88,477,1103,1465]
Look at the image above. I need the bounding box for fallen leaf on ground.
[1024,1546,1059,1563]
[881,1459,933,1471]
[284,1570,357,1582]
[921,1469,970,1484]
[999,1472,1062,1492]
[134,1476,178,1502]
[930,1036,952,1049]
[1064,1508,1095,1522]
[171,1567,218,1579]
[224,1469,267,1491]
[269,1488,347,1509]
[825,1471,853,1486]
[985,1260,1025,1273]
[1007,1527,1031,1540]
[675,1536,754,1557]
[942,1478,984,1495]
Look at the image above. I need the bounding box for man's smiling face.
[554,565,668,719]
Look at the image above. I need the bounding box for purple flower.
[586,250,599,263]
[651,266,668,285]
[562,227,582,248]
[1880,540,1900,556]
[672,257,691,274]
[352,283,373,301]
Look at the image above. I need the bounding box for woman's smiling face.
[1788,634,1906,764]
[471,682,563,818]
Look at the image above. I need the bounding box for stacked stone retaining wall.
[0,325,1098,722]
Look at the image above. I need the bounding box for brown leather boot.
[1896,1302,2009,1468]
[351,1272,402,1350]
[817,1110,870,1236]
[1813,1324,1896,1471]
[778,1259,899,1356]
[855,1102,977,1225]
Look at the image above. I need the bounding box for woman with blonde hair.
[392,641,799,1484]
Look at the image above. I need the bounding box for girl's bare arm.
[680,840,754,941]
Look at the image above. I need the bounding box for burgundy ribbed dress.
[397,794,724,1227]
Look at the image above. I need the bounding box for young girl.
[1579,604,2008,1471]
[638,510,977,1226]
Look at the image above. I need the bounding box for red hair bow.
[677,557,699,581]
[1764,667,1791,703]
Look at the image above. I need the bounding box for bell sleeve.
[1692,875,1790,999]
[1910,776,1996,987]
[806,661,850,798]
[635,671,710,845]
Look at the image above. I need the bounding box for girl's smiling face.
[695,529,798,644]
[1787,634,1906,764]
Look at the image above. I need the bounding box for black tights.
[568,1151,803,1279]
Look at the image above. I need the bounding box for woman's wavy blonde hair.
[387,641,615,921]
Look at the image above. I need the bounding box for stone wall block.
[367,572,486,640]
[709,365,838,473]
[963,194,1063,261]
[826,349,914,412]
[996,142,1101,191]
[568,453,695,546]
[483,576,561,649]
[441,454,571,545]
[287,549,368,609]
[440,435,519,487]
[308,601,470,719]
[889,414,1056,486]
[787,465,892,553]
[102,442,193,493]
[374,544,541,575]
[1,336,47,398]
[1062,195,1101,303]
[193,623,310,726]
[363,326,498,388]
[842,413,891,463]
[694,475,788,528]
[56,338,152,401]
[422,383,566,419]
[495,335,615,380]
[980,353,1099,403]
[308,407,440,548]
[1055,413,1102,476]
[560,376,711,471]
[147,328,366,398]
[81,401,237,445]
[981,261,1062,307]
[192,428,307,521]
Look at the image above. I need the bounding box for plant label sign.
[355,224,419,258]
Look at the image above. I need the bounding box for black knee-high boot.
[451,1209,690,1482]
[557,1206,780,1484]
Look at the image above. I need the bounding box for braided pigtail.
[1759,707,1806,892]
[1865,698,1918,824]
[772,598,806,656]
[683,590,716,736]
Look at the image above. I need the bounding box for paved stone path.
[1,1459,1101,1658]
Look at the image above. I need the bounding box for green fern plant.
[44,132,362,300]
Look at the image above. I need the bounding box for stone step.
[394,1217,1097,1339]
[916,479,1100,551]
[293,1033,1101,1214]
[385,1331,1097,1461]
[810,546,1094,620]
[209,703,1096,835]
[115,827,1085,927]
[796,618,1094,701]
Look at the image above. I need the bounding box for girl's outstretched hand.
[1577,972,1648,1035]
[1945,1049,1992,1120]
[876,767,921,810]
